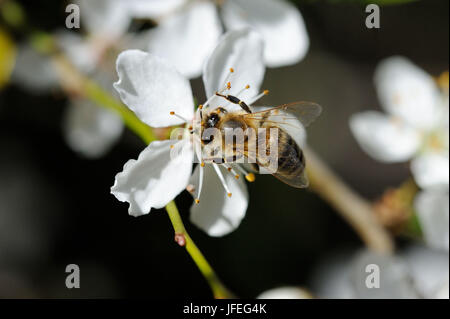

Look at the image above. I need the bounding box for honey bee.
[199,93,322,188]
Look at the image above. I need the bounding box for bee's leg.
[215,93,252,113]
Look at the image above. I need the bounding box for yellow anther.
[230,68,234,73]
[245,84,250,89]
[170,111,175,115]
[263,90,269,95]
[235,175,240,179]
[200,162,205,167]
[198,104,203,109]
[227,192,232,198]
[170,145,174,149]
[195,199,200,204]
[245,173,255,182]
[227,167,232,172]
[227,82,231,89]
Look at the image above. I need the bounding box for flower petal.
[411,152,449,189]
[12,44,59,92]
[126,0,187,19]
[374,56,441,130]
[114,50,194,127]
[111,139,193,216]
[144,2,222,79]
[349,111,421,162]
[414,190,449,251]
[257,287,312,299]
[221,0,309,67]
[203,29,265,107]
[76,0,131,37]
[351,250,419,298]
[189,164,248,237]
[55,31,97,74]
[401,244,449,297]
[63,99,124,158]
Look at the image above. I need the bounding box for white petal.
[12,44,59,92]
[414,190,449,251]
[111,140,193,216]
[434,280,449,299]
[349,111,421,162]
[144,2,222,79]
[189,164,248,237]
[351,250,420,298]
[63,99,124,158]
[55,31,96,74]
[257,287,312,299]
[76,0,131,37]
[203,29,265,107]
[126,0,187,19]
[374,56,441,130]
[114,50,194,127]
[411,152,449,189]
[222,0,309,67]
[401,244,449,298]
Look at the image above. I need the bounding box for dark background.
[0,0,448,298]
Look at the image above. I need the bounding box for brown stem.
[305,146,394,254]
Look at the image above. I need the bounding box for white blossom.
[111,29,270,236]
[139,0,309,78]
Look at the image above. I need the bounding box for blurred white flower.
[414,189,449,251]
[350,56,449,190]
[111,29,268,236]
[140,0,309,78]
[257,287,313,299]
[12,0,169,158]
[310,245,449,299]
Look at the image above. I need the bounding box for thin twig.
[305,146,394,254]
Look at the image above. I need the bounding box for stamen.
[195,164,204,204]
[235,165,256,183]
[212,164,232,197]
[234,84,251,99]
[169,111,189,122]
[247,89,269,106]
[224,164,240,179]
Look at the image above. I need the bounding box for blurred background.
[0,0,448,298]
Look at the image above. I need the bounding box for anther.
[235,175,240,179]
[170,145,174,149]
[201,162,205,167]
[186,184,195,193]
[227,82,231,89]
[170,111,175,115]
[264,90,269,95]
[245,84,250,89]
[245,173,256,182]
[230,68,234,73]
[195,198,200,204]
[198,104,203,109]
[227,193,232,198]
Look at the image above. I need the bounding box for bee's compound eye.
[206,114,220,128]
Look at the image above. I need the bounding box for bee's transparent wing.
[245,102,322,128]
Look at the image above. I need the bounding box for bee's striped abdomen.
[277,130,305,176]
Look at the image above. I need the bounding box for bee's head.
[201,107,227,144]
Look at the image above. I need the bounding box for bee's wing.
[244,101,322,128]
[271,165,309,189]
